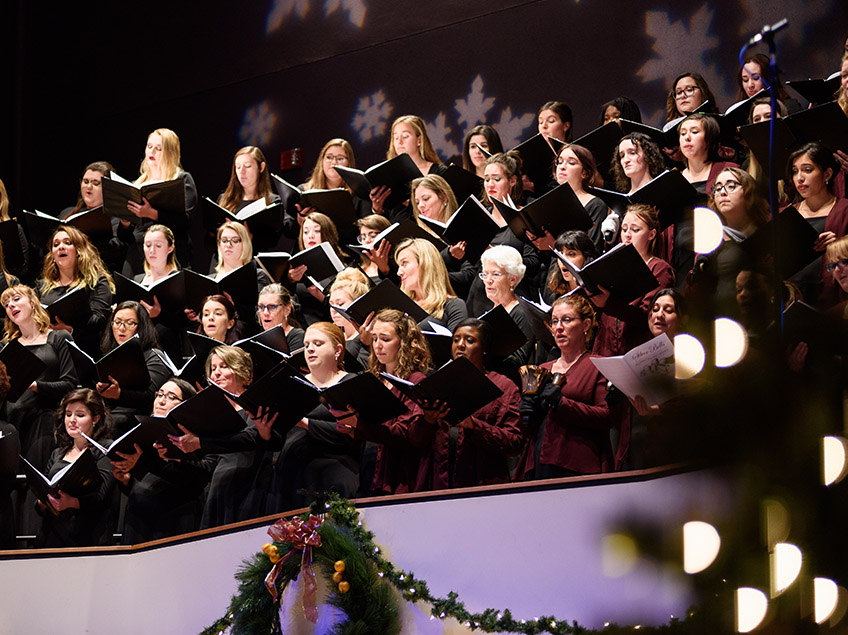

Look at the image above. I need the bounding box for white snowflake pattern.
[454,74,496,139]
[736,0,829,49]
[425,112,459,159]
[351,90,393,143]
[265,0,310,34]
[324,0,366,27]
[492,106,535,149]
[637,4,725,125]
[239,101,278,147]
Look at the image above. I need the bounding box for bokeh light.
[674,334,705,379]
[815,578,839,624]
[683,521,721,574]
[601,533,638,578]
[823,436,848,486]
[736,587,768,632]
[693,207,724,254]
[770,543,801,596]
[714,318,748,367]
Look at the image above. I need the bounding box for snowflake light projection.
[636,4,724,125]
[492,106,535,149]
[239,101,278,147]
[454,74,497,139]
[351,90,394,143]
[266,0,366,33]
[324,0,366,28]
[425,112,459,158]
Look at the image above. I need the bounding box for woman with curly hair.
[335,309,435,494]
[34,388,117,547]
[37,225,114,357]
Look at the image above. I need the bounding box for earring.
[584,330,589,335]
[334,352,340,360]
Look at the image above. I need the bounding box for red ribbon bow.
[264,514,323,623]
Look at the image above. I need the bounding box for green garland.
[201,494,709,635]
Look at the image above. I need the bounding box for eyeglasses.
[81,178,102,187]
[550,316,579,327]
[478,271,506,281]
[112,319,138,329]
[357,232,379,244]
[154,391,182,403]
[219,237,242,246]
[825,258,848,273]
[674,85,699,100]
[711,180,741,195]
[323,154,349,164]
[256,303,282,313]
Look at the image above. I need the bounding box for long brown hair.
[368,309,431,379]
[305,138,357,191]
[219,146,274,211]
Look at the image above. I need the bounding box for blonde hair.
[826,235,848,263]
[394,237,456,319]
[40,226,115,295]
[550,294,597,347]
[205,345,253,387]
[387,115,441,164]
[215,221,253,275]
[1,285,51,342]
[0,178,10,222]
[410,174,458,228]
[839,54,848,116]
[137,128,183,183]
[143,224,180,275]
[328,267,370,300]
[305,139,356,191]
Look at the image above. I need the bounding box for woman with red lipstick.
[786,143,848,304]
[459,152,540,316]
[37,225,114,358]
[118,128,197,277]
[95,301,169,435]
[256,283,304,351]
[34,388,117,547]
[516,295,614,479]
[1,284,77,476]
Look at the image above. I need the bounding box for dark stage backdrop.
[3,0,846,264]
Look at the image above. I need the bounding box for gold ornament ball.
[332,571,344,584]
[334,560,346,572]
[262,543,273,555]
[338,581,350,594]
[269,552,281,564]
[268,545,279,557]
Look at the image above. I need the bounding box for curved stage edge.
[0,465,730,635]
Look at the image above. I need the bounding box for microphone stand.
[740,19,788,350]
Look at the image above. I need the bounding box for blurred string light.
[683,521,720,574]
[822,436,848,486]
[736,587,768,632]
[674,334,705,379]
[693,207,724,254]
[714,318,747,367]
[769,543,801,596]
[815,578,839,624]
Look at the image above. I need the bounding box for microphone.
[747,18,788,47]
